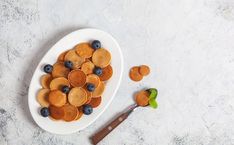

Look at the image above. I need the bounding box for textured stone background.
[1,0,234,145]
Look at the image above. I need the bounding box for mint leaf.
[149,99,158,109]
[148,88,158,99]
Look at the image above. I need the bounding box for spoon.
[91,104,139,145]
[90,88,158,144]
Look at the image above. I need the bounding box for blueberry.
[43,64,53,73]
[93,67,102,76]
[91,40,101,50]
[64,61,73,69]
[40,107,50,117]
[83,104,93,115]
[61,85,70,94]
[87,83,95,92]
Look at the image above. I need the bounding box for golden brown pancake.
[129,66,143,82]
[139,65,150,76]
[49,105,65,120]
[50,77,70,90]
[68,87,87,107]
[62,104,78,122]
[40,74,53,89]
[48,90,67,107]
[64,50,85,69]
[52,62,70,78]
[36,89,50,107]
[75,43,94,58]
[92,48,111,68]
[68,70,87,87]
[86,74,100,87]
[99,65,113,81]
[92,81,105,98]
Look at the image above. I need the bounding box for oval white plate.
[28,28,123,134]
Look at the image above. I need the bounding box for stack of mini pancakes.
[37,42,113,122]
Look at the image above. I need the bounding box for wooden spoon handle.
[91,113,128,145]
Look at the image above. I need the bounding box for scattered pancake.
[57,50,68,62]
[49,105,65,120]
[129,65,150,81]
[86,74,100,87]
[52,62,70,78]
[99,65,113,81]
[48,90,67,107]
[50,77,70,90]
[62,104,78,122]
[92,81,105,98]
[37,89,50,107]
[75,43,94,58]
[40,74,53,89]
[92,48,111,68]
[129,66,143,81]
[135,90,150,106]
[68,87,87,107]
[68,70,86,87]
[81,61,95,74]
[88,97,102,108]
[64,50,85,69]
[139,65,150,76]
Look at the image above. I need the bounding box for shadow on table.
[19,26,85,127]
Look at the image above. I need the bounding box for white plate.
[28,28,123,134]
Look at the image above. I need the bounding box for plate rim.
[27,28,124,134]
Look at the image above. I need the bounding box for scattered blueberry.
[64,61,73,69]
[87,83,95,92]
[61,85,70,94]
[93,67,102,76]
[40,107,50,117]
[43,64,53,73]
[83,104,93,115]
[91,40,101,50]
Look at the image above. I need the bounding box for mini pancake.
[52,62,70,78]
[88,97,102,108]
[83,86,92,103]
[85,96,92,104]
[50,77,70,90]
[57,50,68,62]
[75,43,94,58]
[81,61,95,74]
[86,74,100,87]
[36,89,50,107]
[75,107,83,120]
[40,74,53,89]
[48,90,67,107]
[92,81,105,98]
[64,50,85,69]
[68,87,87,107]
[68,70,86,87]
[49,105,65,120]
[135,90,150,106]
[99,65,113,81]
[92,48,111,68]
[129,66,143,81]
[139,65,150,76]
[62,104,78,122]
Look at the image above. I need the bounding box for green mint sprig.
[147,88,158,109]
